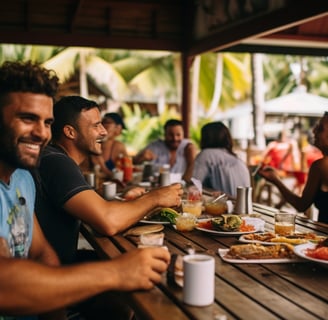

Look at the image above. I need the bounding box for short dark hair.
[164,119,183,131]
[0,60,59,108]
[52,95,99,141]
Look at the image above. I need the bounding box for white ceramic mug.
[183,254,215,306]
[103,181,117,200]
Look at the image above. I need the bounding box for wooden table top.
[80,204,328,320]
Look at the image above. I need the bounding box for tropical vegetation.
[0,44,327,154]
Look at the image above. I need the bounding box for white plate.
[196,217,264,236]
[139,219,171,225]
[294,243,328,265]
[218,248,302,264]
[239,233,321,245]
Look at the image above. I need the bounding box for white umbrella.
[264,91,328,117]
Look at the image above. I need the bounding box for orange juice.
[182,200,202,217]
[274,223,295,235]
[204,202,227,216]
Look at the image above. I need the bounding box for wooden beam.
[0,31,183,51]
[188,1,328,56]
[69,0,85,32]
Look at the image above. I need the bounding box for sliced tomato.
[306,247,328,260]
[197,220,213,230]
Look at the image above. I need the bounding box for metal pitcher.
[234,186,253,214]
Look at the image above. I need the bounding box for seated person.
[33,96,182,264]
[91,112,128,178]
[259,112,328,223]
[262,130,300,174]
[134,119,197,182]
[0,61,170,320]
[192,121,251,198]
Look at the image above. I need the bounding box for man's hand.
[108,247,170,291]
[151,183,183,208]
[123,186,147,200]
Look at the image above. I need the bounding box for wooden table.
[80,204,328,320]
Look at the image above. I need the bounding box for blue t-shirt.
[0,169,36,320]
[0,169,34,257]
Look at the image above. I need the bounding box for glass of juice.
[274,212,296,235]
[181,199,203,218]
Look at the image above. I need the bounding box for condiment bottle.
[123,156,133,183]
[159,164,171,186]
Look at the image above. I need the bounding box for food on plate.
[225,243,295,260]
[270,237,308,245]
[144,207,179,223]
[211,215,243,231]
[197,216,255,233]
[305,237,328,260]
[243,232,276,242]
[243,232,323,245]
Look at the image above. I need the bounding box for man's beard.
[166,141,179,151]
[0,128,41,170]
[0,144,41,170]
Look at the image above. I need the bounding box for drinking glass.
[181,199,202,217]
[274,212,296,235]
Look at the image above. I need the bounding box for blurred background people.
[192,121,251,198]
[134,119,197,182]
[261,129,300,173]
[91,112,128,179]
[259,112,328,223]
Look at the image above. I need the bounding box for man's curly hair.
[0,60,59,106]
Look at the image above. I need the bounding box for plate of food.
[239,232,323,245]
[196,215,264,236]
[218,243,302,263]
[140,207,180,225]
[294,239,328,265]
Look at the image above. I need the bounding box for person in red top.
[259,112,328,223]
[262,130,300,173]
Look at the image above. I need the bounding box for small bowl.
[204,197,228,216]
[175,213,197,232]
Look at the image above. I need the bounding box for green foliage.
[120,103,181,154]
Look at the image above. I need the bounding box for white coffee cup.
[183,254,215,306]
[103,181,117,200]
